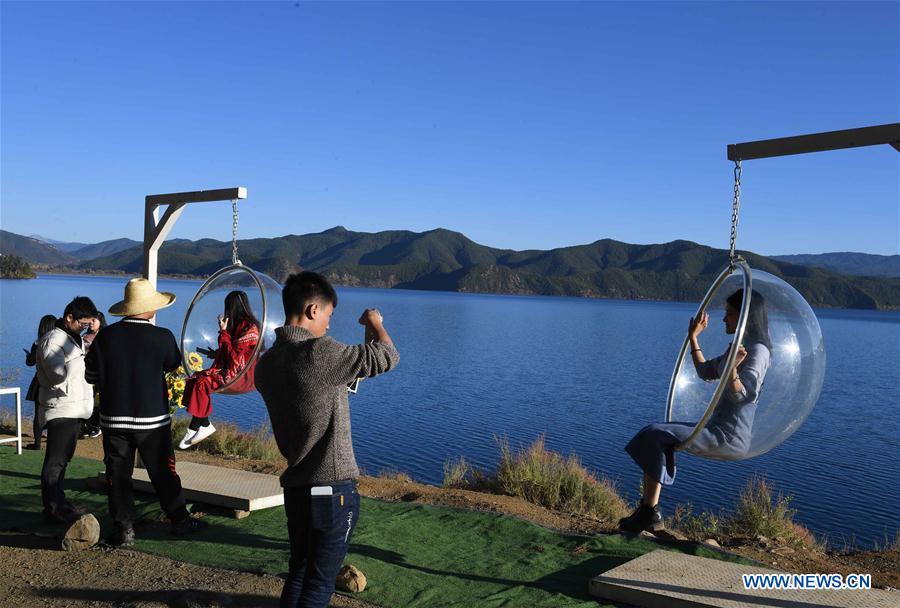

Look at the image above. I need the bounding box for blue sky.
[1,1,898,255]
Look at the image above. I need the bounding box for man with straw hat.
[86,278,206,546]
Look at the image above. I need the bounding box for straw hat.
[109,278,176,316]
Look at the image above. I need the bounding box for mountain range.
[2,228,898,310]
[771,252,899,279]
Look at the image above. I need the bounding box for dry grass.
[443,456,472,489]
[171,416,281,463]
[444,436,629,524]
[0,408,15,434]
[670,476,820,549]
[0,368,23,434]
[669,503,721,539]
[868,530,900,553]
[377,468,413,483]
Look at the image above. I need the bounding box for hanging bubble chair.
[180,200,285,395]
[665,162,827,460]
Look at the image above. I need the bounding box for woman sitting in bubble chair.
[178,290,260,449]
[619,288,772,533]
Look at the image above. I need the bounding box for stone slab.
[589,549,898,608]
[98,461,283,513]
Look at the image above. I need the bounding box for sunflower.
[176,366,186,376]
[164,370,186,413]
[188,352,204,372]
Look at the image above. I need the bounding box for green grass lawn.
[0,447,746,607]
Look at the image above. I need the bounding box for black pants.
[281,480,359,608]
[32,401,46,448]
[188,416,210,431]
[41,417,80,513]
[103,424,190,528]
[87,403,100,428]
[81,404,100,434]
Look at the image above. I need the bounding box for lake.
[1,274,898,548]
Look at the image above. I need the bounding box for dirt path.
[0,532,375,608]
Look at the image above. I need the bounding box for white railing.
[0,387,22,454]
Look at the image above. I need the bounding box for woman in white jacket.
[36,296,99,524]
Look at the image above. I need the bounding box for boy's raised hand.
[358,309,383,327]
[359,309,392,345]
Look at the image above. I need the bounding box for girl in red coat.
[178,290,260,449]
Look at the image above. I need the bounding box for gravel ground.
[0,532,377,608]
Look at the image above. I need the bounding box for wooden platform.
[98,461,283,517]
[589,549,897,608]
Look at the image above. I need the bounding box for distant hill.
[771,252,900,278]
[73,226,900,310]
[29,235,89,253]
[28,235,141,260]
[0,231,75,265]
[5,227,898,309]
[70,238,142,261]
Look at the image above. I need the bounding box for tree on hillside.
[0,254,36,279]
[257,257,302,283]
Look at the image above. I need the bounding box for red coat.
[184,320,260,416]
[214,320,260,382]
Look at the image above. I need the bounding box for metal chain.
[728,159,742,262]
[231,199,241,265]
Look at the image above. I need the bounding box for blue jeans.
[281,480,360,608]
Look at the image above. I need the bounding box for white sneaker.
[177,428,197,450]
[188,423,216,447]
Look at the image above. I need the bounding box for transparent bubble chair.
[179,201,285,395]
[664,160,826,461]
[666,261,826,460]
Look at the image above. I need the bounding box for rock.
[336,564,367,593]
[61,514,100,551]
[771,546,795,556]
[755,534,771,546]
[702,538,720,548]
[652,528,688,541]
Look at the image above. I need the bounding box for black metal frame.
[728,123,900,161]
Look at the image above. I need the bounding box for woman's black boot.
[618,502,664,533]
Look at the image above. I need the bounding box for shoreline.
[17,270,900,312]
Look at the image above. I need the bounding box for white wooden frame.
[0,387,23,454]
[143,187,247,291]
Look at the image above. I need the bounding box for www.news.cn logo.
[742,573,872,590]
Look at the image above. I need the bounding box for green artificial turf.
[0,448,746,607]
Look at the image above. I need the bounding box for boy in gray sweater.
[255,271,398,608]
